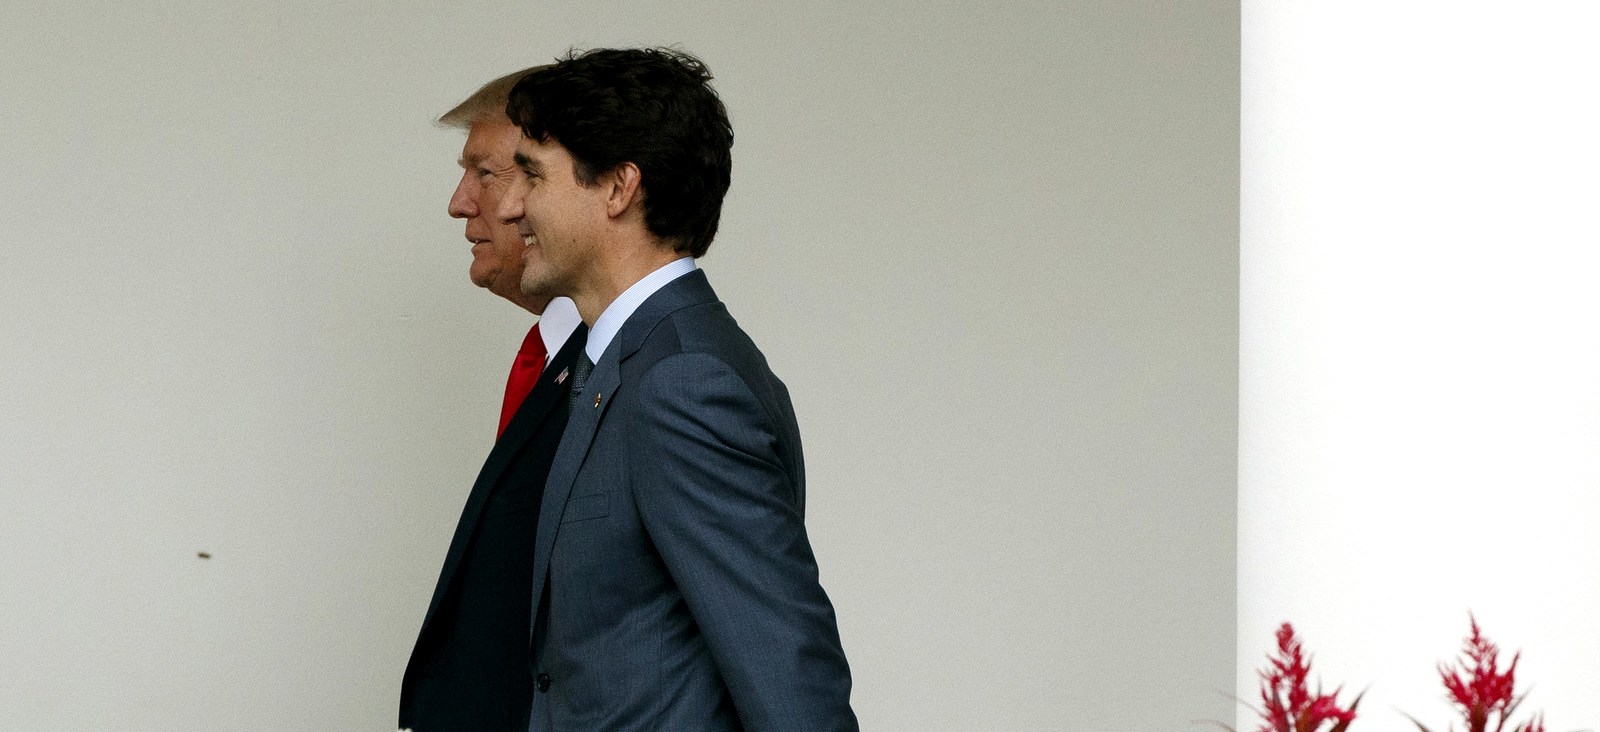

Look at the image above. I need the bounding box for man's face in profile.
[448,119,549,313]
[499,135,607,302]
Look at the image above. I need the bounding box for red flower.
[1411,615,1544,732]
[1439,615,1520,728]
[1256,623,1360,732]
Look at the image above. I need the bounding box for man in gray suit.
[494,48,857,731]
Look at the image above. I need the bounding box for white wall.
[1241,3,1600,730]
[0,2,1239,729]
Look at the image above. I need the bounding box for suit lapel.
[417,325,586,634]
[478,328,586,492]
[528,339,620,626]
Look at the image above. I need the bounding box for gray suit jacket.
[527,270,857,732]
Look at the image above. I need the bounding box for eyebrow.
[512,151,544,176]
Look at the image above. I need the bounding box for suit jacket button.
[536,673,551,693]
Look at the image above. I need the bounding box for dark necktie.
[497,323,547,439]
[567,349,594,414]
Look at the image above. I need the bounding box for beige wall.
[0,1,1238,729]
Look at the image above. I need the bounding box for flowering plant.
[1231,623,1362,732]
[1408,616,1544,732]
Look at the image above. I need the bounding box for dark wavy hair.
[505,48,733,258]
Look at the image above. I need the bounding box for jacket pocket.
[560,492,610,524]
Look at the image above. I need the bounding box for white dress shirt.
[585,257,698,363]
[537,296,583,370]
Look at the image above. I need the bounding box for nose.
[497,177,525,225]
[448,171,476,219]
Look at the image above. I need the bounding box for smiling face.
[447,119,551,314]
[497,135,609,304]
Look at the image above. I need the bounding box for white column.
[1241,2,1600,729]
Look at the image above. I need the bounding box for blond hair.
[437,64,549,129]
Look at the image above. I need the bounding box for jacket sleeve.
[630,352,858,732]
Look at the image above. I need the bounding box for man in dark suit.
[495,49,857,731]
[399,67,587,732]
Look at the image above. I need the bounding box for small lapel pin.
[555,368,569,385]
[594,393,603,408]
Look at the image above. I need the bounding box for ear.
[602,162,644,220]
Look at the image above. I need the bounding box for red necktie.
[498,323,547,439]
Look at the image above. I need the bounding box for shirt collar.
[537,296,582,367]
[586,257,697,363]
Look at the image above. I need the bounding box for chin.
[468,265,498,289]
[519,278,552,299]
